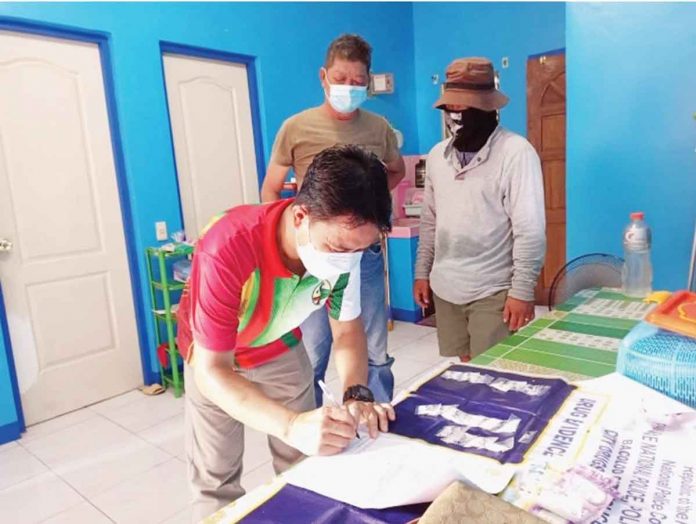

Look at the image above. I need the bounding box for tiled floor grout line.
[15,437,116,523]
[2,441,51,490]
[243,458,273,477]
[18,410,181,522]
[39,498,117,524]
[83,411,180,462]
[99,407,185,455]
[95,392,185,435]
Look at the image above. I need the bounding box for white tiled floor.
[0,321,453,523]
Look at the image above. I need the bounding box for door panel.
[0,31,141,424]
[163,53,260,240]
[527,54,566,304]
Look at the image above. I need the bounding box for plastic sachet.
[507,461,619,524]
[489,378,551,397]
[441,370,495,384]
[440,371,552,397]
[415,404,521,434]
[415,404,448,417]
[518,431,537,444]
[436,425,515,453]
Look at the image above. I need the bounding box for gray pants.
[184,343,316,522]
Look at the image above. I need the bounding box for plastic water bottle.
[622,212,652,297]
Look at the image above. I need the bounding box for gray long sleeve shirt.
[415,126,546,304]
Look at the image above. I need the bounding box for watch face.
[357,385,373,399]
[345,385,374,403]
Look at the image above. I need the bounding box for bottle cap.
[630,212,645,221]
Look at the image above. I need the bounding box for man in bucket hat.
[414,57,546,362]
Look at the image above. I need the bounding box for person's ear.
[292,205,308,228]
[319,67,328,87]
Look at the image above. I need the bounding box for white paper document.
[282,432,516,509]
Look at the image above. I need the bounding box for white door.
[163,53,260,240]
[0,31,142,425]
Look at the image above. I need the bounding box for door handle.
[0,238,13,252]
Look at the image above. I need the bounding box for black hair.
[296,145,392,232]
[325,34,372,71]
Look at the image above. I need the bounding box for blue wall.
[412,2,565,153]
[566,3,696,290]
[0,2,419,402]
[0,285,23,441]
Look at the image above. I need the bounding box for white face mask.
[323,70,368,114]
[295,218,362,279]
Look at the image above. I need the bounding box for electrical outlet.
[155,221,168,241]
[502,57,510,69]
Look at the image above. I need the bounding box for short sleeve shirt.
[176,199,361,368]
[270,107,400,185]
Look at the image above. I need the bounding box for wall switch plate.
[369,73,394,95]
[502,57,510,69]
[155,221,168,241]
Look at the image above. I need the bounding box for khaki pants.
[433,290,511,359]
[184,343,316,522]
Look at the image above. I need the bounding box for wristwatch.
[343,384,375,404]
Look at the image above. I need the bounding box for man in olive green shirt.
[262,34,405,405]
[266,105,402,188]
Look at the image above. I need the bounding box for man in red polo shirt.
[178,145,396,520]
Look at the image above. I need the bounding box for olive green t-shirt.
[270,106,400,185]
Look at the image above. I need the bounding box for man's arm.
[414,154,436,307]
[328,316,395,437]
[384,155,406,191]
[261,162,292,202]
[328,316,369,393]
[382,123,406,191]
[503,145,547,330]
[263,117,294,202]
[193,345,294,437]
[506,145,546,300]
[193,344,357,456]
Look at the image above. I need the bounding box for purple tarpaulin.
[390,365,575,463]
[239,484,429,523]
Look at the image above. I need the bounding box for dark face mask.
[446,108,498,153]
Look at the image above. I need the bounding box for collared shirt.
[415,126,546,304]
[176,199,361,368]
[453,149,478,167]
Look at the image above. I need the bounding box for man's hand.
[414,279,431,308]
[344,400,396,438]
[283,406,357,456]
[503,296,535,332]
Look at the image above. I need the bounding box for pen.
[317,379,339,406]
[318,380,359,439]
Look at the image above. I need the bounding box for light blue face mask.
[325,80,368,114]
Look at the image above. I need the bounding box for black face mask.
[446,108,498,153]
